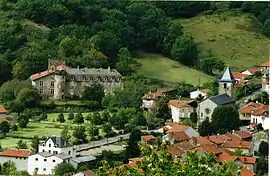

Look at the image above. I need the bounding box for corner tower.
[219,67,236,99]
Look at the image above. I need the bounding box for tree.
[39,113,47,121]
[211,105,240,134]
[116,47,135,76]
[2,161,17,176]
[256,157,268,175]
[11,124,18,131]
[155,96,170,120]
[18,114,29,128]
[16,139,28,149]
[199,57,225,75]
[199,118,214,136]
[103,123,113,138]
[87,123,99,140]
[125,128,142,158]
[67,112,74,121]
[82,83,105,105]
[102,93,118,109]
[16,88,41,108]
[53,163,75,176]
[101,110,110,123]
[12,61,28,80]
[259,141,269,157]
[262,18,270,36]
[0,121,10,135]
[98,144,240,176]
[171,34,198,66]
[92,112,102,125]
[0,79,20,102]
[57,113,65,123]
[190,112,198,124]
[72,126,87,145]
[31,135,39,153]
[73,113,84,125]
[61,126,71,142]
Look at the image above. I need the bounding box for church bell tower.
[218,67,236,100]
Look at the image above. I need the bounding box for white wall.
[39,139,75,157]
[190,91,206,99]
[198,99,217,123]
[170,105,193,123]
[0,156,28,171]
[241,70,252,75]
[142,99,154,109]
[28,154,63,175]
[251,115,269,130]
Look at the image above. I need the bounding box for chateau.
[30,60,123,99]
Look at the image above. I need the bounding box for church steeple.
[218,67,236,99]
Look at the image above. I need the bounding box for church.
[198,67,236,123]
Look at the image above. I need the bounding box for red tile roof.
[241,167,256,176]
[222,140,251,149]
[167,145,185,156]
[216,152,238,163]
[200,89,210,94]
[233,131,252,139]
[196,145,223,155]
[239,156,256,164]
[206,135,232,145]
[192,136,215,146]
[0,148,31,157]
[168,100,194,109]
[260,61,270,67]
[142,135,155,142]
[233,72,247,80]
[0,105,8,114]
[243,68,261,75]
[167,123,190,133]
[170,132,190,142]
[142,90,164,100]
[30,65,67,81]
[239,102,269,116]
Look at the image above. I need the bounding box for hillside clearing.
[136,53,213,85]
[177,11,270,71]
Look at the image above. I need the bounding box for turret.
[219,67,236,99]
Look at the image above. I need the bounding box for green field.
[136,53,213,85]
[177,11,270,71]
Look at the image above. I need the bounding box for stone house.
[30,59,123,99]
[198,67,236,123]
[0,148,32,171]
[168,100,197,123]
[141,89,165,111]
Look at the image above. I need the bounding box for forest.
[0,1,270,86]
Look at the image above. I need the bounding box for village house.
[239,102,269,129]
[141,89,165,111]
[141,135,156,145]
[162,123,199,144]
[0,148,32,171]
[198,67,236,123]
[260,61,270,92]
[232,72,248,83]
[241,68,261,76]
[189,89,210,99]
[168,99,197,123]
[30,59,123,99]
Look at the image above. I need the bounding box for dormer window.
[82,76,86,81]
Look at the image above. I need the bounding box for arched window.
[223,83,227,89]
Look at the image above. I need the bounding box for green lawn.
[176,11,270,71]
[136,53,213,85]
[47,112,92,122]
[1,137,31,149]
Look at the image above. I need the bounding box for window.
[201,113,203,117]
[68,151,71,155]
[51,81,54,87]
[255,119,257,124]
[39,81,44,86]
[53,151,58,154]
[49,150,51,153]
[44,159,47,162]
[49,144,51,147]
[53,160,56,162]
[39,88,44,94]
[35,158,38,161]
[223,83,227,89]
[43,168,46,171]
[50,89,54,95]
[15,157,18,159]
[42,149,45,152]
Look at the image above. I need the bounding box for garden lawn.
[136,53,213,85]
[176,11,270,71]
[47,112,92,122]
[1,137,31,149]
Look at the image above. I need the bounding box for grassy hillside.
[136,53,213,85]
[176,11,270,71]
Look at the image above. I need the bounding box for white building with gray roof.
[198,67,236,123]
[30,59,123,99]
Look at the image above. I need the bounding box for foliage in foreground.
[97,144,240,176]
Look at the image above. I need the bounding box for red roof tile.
[0,148,31,157]
[0,105,8,114]
[233,131,252,139]
[170,132,189,142]
[192,136,215,146]
[239,102,268,116]
[196,145,223,155]
[168,100,194,109]
[142,90,164,100]
[206,135,232,145]
[244,68,261,75]
[142,135,155,142]
[222,140,251,149]
[167,123,190,133]
[241,167,256,176]
[239,156,256,164]
[216,152,238,163]
[260,61,270,67]
[30,65,67,81]
[167,145,185,156]
[233,72,247,80]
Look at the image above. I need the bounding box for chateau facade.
[30,60,123,99]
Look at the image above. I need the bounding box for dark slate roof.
[55,153,72,160]
[38,152,53,157]
[66,67,122,77]
[46,136,72,148]
[209,94,235,105]
[219,67,236,82]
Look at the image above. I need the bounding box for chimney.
[108,66,111,73]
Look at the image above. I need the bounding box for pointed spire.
[219,67,236,82]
